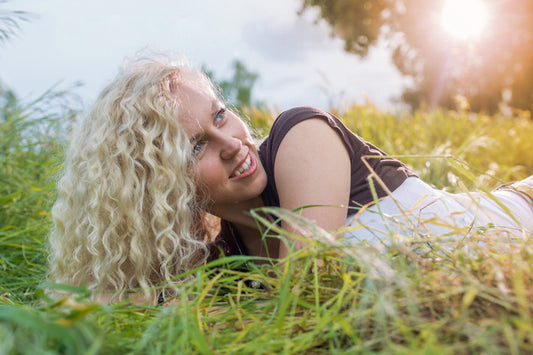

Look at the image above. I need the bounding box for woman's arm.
[274,118,351,258]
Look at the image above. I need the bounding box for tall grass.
[0,84,79,305]
[1,96,533,354]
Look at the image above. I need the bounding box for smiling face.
[174,82,267,215]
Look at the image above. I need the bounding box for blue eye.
[215,108,226,123]
[192,141,204,156]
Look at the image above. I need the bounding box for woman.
[48,53,533,304]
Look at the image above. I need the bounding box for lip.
[229,153,257,180]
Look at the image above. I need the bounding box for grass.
[1,92,533,354]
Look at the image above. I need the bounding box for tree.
[300,0,533,113]
[219,60,260,109]
[204,60,261,110]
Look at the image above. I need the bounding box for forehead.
[174,82,217,134]
[175,82,217,112]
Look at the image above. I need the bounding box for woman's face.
[174,82,267,214]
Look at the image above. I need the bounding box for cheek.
[240,123,252,140]
[197,157,225,191]
[229,115,251,139]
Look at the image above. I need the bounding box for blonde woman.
[48,57,214,304]
[48,53,533,304]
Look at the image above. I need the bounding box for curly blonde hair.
[48,53,216,303]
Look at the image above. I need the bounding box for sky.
[0,0,406,112]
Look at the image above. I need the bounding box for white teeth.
[233,155,251,177]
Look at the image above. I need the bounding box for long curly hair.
[47,54,216,303]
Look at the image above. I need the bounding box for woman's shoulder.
[270,106,334,136]
[260,106,342,174]
[275,106,331,122]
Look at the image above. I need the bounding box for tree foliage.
[0,1,33,44]
[204,60,261,111]
[300,0,533,113]
[219,60,259,109]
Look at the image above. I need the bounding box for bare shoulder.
[274,117,349,172]
[281,116,335,140]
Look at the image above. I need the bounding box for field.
[1,95,533,354]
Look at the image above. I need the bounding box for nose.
[220,135,242,160]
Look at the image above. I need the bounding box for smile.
[230,153,256,179]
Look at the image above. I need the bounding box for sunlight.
[441,0,490,40]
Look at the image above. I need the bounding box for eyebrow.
[211,100,218,115]
[188,118,203,143]
[188,99,222,143]
[211,99,225,117]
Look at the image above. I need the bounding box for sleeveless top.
[208,106,416,259]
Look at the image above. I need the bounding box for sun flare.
[441,0,490,40]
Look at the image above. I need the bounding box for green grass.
[1,95,533,354]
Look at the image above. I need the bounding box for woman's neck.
[211,195,264,230]
[211,195,280,259]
